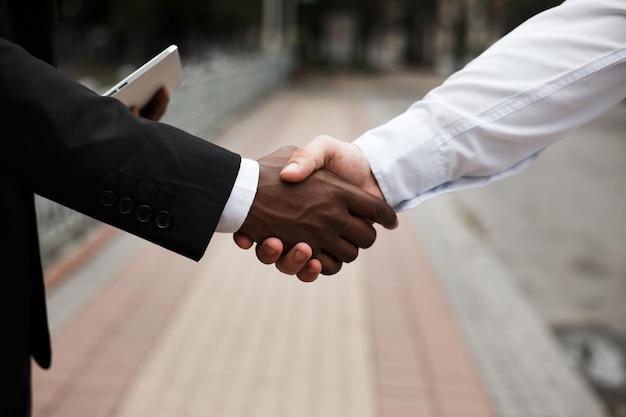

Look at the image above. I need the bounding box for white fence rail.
[36,49,293,265]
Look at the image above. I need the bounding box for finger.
[340,217,378,249]
[318,234,360,263]
[280,135,337,182]
[296,259,322,282]
[275,242,313,275]
[316,252,343,275]
[154,88,170,120]
[141,88,170,121]
[233,232,254,249]
[254,237,284,264]
[346,187,398,230]
[129,106,140,117]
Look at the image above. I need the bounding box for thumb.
[280,136,332,182]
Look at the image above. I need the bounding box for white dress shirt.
[218,0,626,231]
[216,157,258,232]
[355,0,626,211]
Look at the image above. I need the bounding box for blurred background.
[35,1,625,416]
[43,0,567,264]
[55,0,560,82]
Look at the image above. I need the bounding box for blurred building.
[292,0,504,73]
[284,0,559,74]
[433,0,504,74]
[56,0,559,75]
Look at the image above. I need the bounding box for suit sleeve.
[0,38,241,261]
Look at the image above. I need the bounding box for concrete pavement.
[33,73,608,417]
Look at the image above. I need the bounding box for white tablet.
[104,45,182,109]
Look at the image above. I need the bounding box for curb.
[411,196,607,417]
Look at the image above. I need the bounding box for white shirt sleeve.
[354,0,626,212]
[216,158,259,233]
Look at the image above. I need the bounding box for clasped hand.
[237,137,397,282]
[128,90,393,280]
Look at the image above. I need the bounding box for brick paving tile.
[107,92,383,417]
[32,243,199,417]
[363,215,497,417]
[378,398,435,417]
[110,234,379,417]
[31,79,501,417]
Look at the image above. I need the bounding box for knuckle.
[321,260,343,275]
[361,227,377,249]
[290,147,309,161]
[343,247,359,263]
[329,213,350,230]
[313,134,331,144]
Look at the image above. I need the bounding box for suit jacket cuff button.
[118,198,134,214]
[136,205,153,223]
[155,211,172,229]
[100,190,116,207]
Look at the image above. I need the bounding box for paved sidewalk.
[33,74,607,417]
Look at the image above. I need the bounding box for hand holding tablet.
[104,45,183,110]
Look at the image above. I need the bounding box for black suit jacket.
[0,0,241,412]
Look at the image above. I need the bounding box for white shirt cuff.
[216,158,259,233]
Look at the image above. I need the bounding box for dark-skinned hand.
[129,87,170,121]
[237,146,397,280]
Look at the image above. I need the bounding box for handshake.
[234,135,398,282]
[136,89,396,280]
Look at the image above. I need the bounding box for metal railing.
[163,49,293,136]
[36,49,293,266]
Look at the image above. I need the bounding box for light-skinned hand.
[236,145,396,281]
[234,136,395,281]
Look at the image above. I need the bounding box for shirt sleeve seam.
[432,47,626,148]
